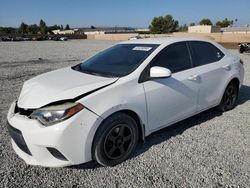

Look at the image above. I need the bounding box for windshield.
[73,44,159,77]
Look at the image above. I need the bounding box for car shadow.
[237,85,250,105]
[132,84,250,159]
[70,85,250,170]
[69,160,100,170]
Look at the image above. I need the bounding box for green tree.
[65,24,70,30]
[178,24,188,32]
[149,14,178,34]
[189,23,195,26]
[0,27,17,34]
[60,24,64,30]
[28,24,38,34]
[39,19,47,34]
[199,19,213,25]
[39,19,46,27]
[18,22,28,33]
[216,18,233,28]
[48,24,60,31]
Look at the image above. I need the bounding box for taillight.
[240,59,244,65]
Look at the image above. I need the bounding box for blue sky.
[0,0,250,28]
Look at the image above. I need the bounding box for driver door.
[142,42,199,132]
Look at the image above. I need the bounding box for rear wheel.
[92,112,139,166]
[218,81,238,111]
[239,47,244,53]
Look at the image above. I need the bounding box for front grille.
[14,103,34,116]
[7,122,32,155]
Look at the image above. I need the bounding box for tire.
[92,112,139,166]
[239,47,244,54]
[218,81,239,112]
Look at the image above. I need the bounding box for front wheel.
[218,81,239,111]
[92,112,139,166]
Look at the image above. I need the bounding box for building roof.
[78,27,135,32]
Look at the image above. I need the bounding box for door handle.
[222,64,231,70]
[188,75,199,81]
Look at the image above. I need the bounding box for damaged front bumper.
[7,101,102,167]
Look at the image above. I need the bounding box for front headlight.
[30,102,84,126]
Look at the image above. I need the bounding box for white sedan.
[7,38,244,167]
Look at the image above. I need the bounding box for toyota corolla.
[7,38,244,167]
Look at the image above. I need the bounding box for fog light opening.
[47,147,68,161]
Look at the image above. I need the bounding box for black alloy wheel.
[219,81,238,111]
[92,112,138,166]
[104,124,133,159]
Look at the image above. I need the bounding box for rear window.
[189,41,225,67]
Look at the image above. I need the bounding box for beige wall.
[85,31,105,35]
[87,33,137,40]
[87,33,172,41]
[173,32,250,43]
[188,25,211,33]
[86,32,250,43]
[188,25,220,33]
[223,31,250,34]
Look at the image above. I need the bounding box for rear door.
[142,42,199,132]
[188,41,227,111]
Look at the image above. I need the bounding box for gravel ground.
[0,40,249,187]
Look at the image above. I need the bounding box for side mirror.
[150,66,172,78]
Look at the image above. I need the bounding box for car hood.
[17,67,118,109]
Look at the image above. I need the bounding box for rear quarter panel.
[217,53,244,103]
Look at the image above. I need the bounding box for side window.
[150,42,192,73]
[190,41,225,67]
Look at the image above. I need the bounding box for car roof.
[120,37,213,45]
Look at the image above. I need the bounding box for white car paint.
[7,37,244,167]
[18,67,118,109]
[143,66,199,132]
[150,66,172,78]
